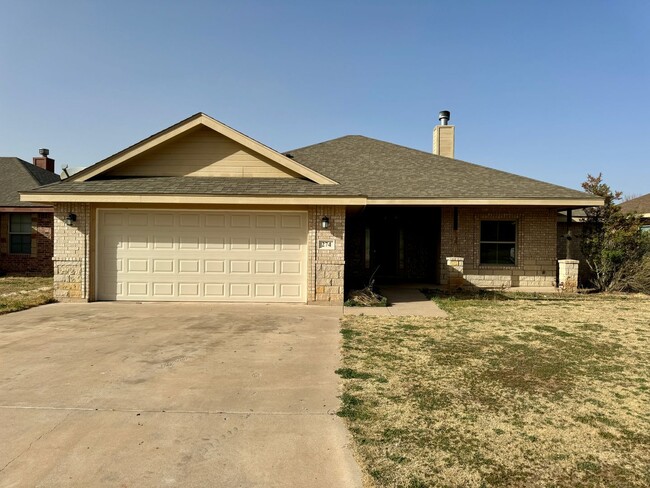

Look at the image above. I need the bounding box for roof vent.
[438,111,450,126]
[39,148,50,157]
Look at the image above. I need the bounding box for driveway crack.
[0,410,71,474]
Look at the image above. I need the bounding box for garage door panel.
[97,210,306,302]
[205,260,225,273]
[230,283,251,297]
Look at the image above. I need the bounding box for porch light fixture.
[321,216,330,229]
[64,213,77,226]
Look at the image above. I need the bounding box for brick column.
[308,206,345,305]
[53,203,90,302]
[558,259,579,292]
[446,256,465,291]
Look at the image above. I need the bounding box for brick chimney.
[433,110,455,158]
[33,148,55,172]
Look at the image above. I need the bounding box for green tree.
[581,174,650,291]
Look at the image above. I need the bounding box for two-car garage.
[96,209,308,302]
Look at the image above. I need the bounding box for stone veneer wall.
[0,212,54,275]
[52,203,91,301]
[307,205,345,304]
[439,206,557,288]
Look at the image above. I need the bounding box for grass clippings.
[0,276,55,315]
[338,292,650,487]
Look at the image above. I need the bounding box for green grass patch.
[0,276,55,315]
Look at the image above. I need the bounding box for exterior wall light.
[65,213,77,226]
[321,216,330,229]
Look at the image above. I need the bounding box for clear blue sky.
[2,1,649,196]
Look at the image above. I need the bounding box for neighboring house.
[620,193,650,231]
[1,153,60,275]
[21,113,602,303]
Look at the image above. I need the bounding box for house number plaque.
[318,239,336,250]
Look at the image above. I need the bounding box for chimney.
[33,148,55,172]
[433,110,455,158]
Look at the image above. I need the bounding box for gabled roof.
[22,115,603,208]
[620,193,650,216]
[69,113,337,185]
[288,136,598,204]
[0,157,60,207]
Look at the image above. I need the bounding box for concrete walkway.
[344,285,447,317]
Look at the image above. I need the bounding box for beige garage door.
[96,210,307,302]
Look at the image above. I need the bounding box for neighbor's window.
[480,220,516,265]
[9,214,32,254]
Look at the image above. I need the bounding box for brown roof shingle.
[33,176,361,197]
[0,157,60,207]
[619,193,650,214]
[288,136,592,200]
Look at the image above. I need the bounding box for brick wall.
[307,205,345,304]
[440,206,557,288]
[52,203,91,301]
[0,212,54,275]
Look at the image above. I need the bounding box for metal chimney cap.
[39,148,50,157]
[438,111,451,125]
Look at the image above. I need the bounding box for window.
[9,214,32,254]
[480,220,516,265]
[641,225,650,233]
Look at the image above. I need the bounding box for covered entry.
[345,206,441,290]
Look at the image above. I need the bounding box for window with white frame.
[9,214,32,254]
[480,220,516,265]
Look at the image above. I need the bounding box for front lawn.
[0,276,54,315]
[338,292,650,487]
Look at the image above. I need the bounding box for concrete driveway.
[0,302,362,487]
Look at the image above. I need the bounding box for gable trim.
[69,113,338,185]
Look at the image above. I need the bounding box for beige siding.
[433,125,455,158]
[105,126,302,179]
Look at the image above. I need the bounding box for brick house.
[21,112,601,303]
[1,154,60,275]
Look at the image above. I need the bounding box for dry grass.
[0,276,54,315]
[338,292,650,487]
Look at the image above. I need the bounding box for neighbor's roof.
[288,136,594,201]
[0,157,60,207]
[619,193,650,215]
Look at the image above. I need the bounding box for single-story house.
[1,153,60,275]
[620,193,650,232]
[21,112,602,303]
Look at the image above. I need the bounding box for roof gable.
[71,113,337,185]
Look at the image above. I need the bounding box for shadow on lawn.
[420,287,569,302]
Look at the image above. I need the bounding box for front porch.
[344,205,568,297]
